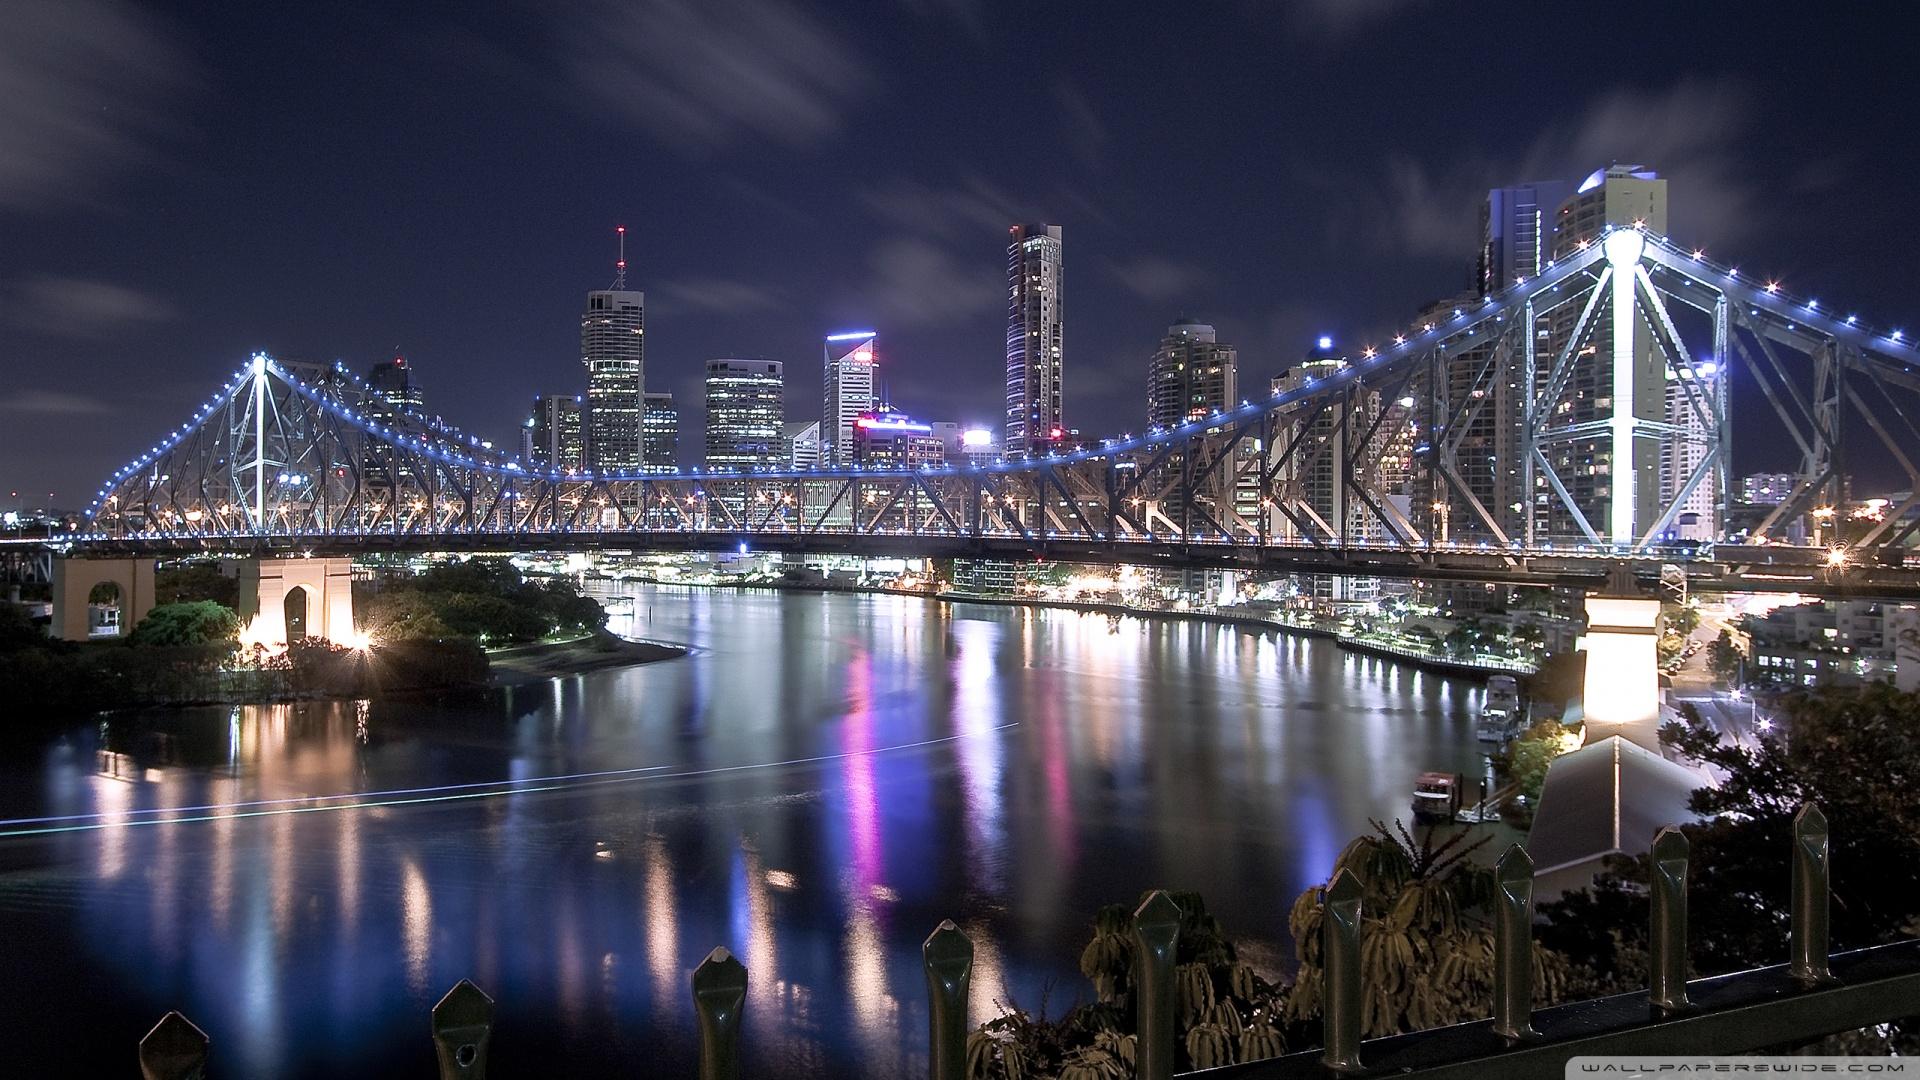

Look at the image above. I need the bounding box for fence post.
[1649,825,1691,1012]
[693,947,748,1080]
[1321,867,1364,1072]
[1791,803,1836,985]
[430,980,493,1080]
[138,1012,209,1080]
[1132,890,1182,1080]
[923,920,973,1080]
[1491,844,1537,1040]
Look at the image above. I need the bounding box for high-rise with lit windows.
[822,331,878,465]
[525,394,583,472]
[704,359,784,469]
[1147,318,1236,430]
[582,286,645,471]
[1005,224,1064,457]
[643,391,678,474]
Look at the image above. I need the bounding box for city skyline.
[6,2,1920,501]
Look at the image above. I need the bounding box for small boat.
[1476,674,1523,742]
[1412,771,1462,821]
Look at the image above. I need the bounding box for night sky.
[6,0,1919,506]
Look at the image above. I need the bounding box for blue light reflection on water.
[0,586,1488,1077]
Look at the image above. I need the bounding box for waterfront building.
[583,284,645,472]
[1539,164,1668,543]
[643,391,678,474]
[852,411,946,467]
[704,359,784,469]
[524,394,584,471]
[1661,363,1720,540]
[1005,223,1064,457]
[366,355,424,418]
[1479,179,1574,296]
[1146,318,1237,430]
[1742,472,1797,505]
[1268,339,1390,603]
[1747,600,1898,687]
[822,331,878,465]
[784,420,822,470]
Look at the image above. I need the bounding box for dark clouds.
[557,0,875,154]
[0,0,194,210]
[1,2,1916,501]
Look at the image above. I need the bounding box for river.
[0,585,1493,1077]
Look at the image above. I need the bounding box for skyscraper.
[525,394,583,471]
[1539,164,1668,543]
[822,330,878,466]
[643,391,678,474]
[365,355,424,420]
[1479,180,1574,296]
[1147,318,1237,430]
[583,231,645,472]
[1005,223,1064,457]
[704,359,784,469]
[784,420,822,470]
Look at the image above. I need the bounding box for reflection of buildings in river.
[401,858,432,994]
[735,842,779,1015]
[837,650,899,1068]
[643,831,679,1006]
[949,618,1007,893]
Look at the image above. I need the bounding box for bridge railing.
[131,803,1920,1079]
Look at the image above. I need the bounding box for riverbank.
[487,628,687,687]
[609,577,1525,680]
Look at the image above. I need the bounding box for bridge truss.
[66,229,1920,595]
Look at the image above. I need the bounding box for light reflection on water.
[0,586,1487,1077]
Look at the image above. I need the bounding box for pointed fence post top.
[138,1012,209,1080]
[1495,844,1535,885]
[1133,889,1183,933]
[924,920,973,969]
[694,947,748,999]
[1653,825,1690,863]
[1325,866,1364,908]
[1794,802,1828,839]
[432,980,494,1032]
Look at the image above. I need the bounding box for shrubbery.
[361,559,605,645]
[129,601,240,647]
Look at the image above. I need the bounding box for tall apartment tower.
[525,394,584,471]
[642,391,678,474]
[583,231,645,472]
[1479,180,1574,296]
[1005,223,1064,457]
[822,331,878,466]
[1147,319,1238,430]
[1269,340,1385,602]
[1539,165,1668,543]
[704,359,784,469]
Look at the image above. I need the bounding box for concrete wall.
[237,557,356,647]
[51,558,155,641]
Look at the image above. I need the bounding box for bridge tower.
[235,557,357,649]
[1577,564,1663,751]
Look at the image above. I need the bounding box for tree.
[362,589,451,641]
[434,593,547,644]
[0,602,46,652]
[1282,821,1570,1037]
[129,601,240,647]
[1658,685,1920,969]
[153,562,238,608]
[1707,628,1741,680]
[1501,720,1576,806]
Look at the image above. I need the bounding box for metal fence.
[136,804,1920,1079]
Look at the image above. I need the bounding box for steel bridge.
[38,227,1920,600]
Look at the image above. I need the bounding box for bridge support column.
[1578,576,1662,752]
[237,557,357,649]
[51,557,156,641]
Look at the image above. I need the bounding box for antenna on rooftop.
[613,225,628,290]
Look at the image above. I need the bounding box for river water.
[0,586,1491,1077]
